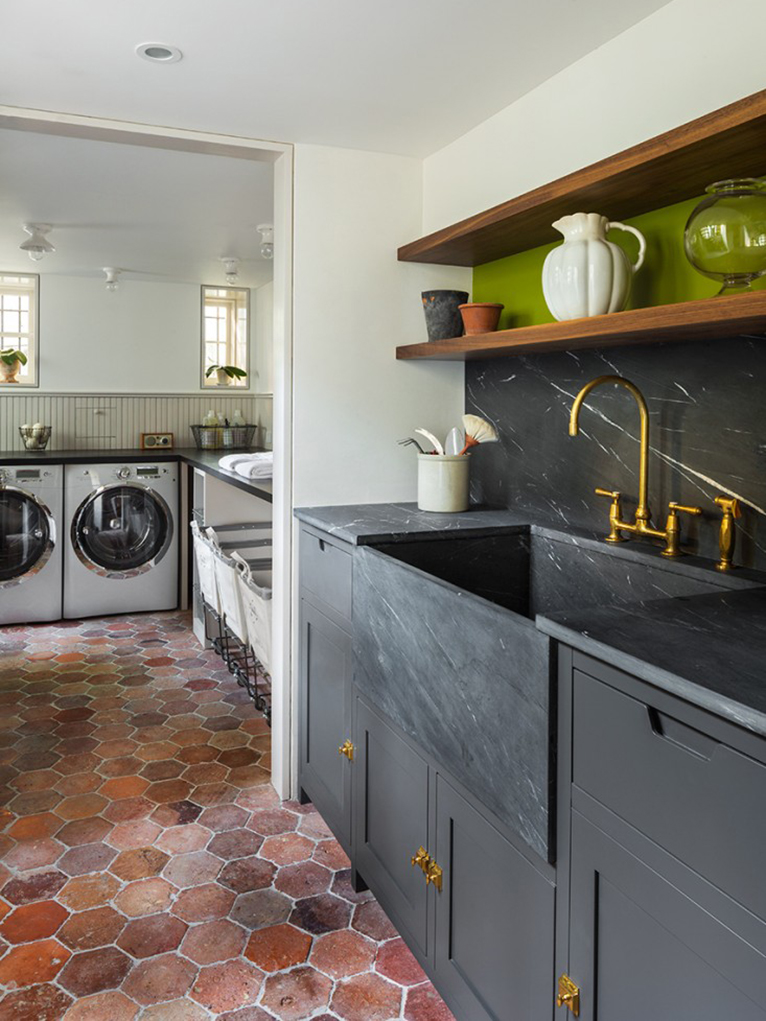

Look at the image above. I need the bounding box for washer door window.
[73,484,172,577]
[0,487,54,585]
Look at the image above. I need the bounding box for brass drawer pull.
[425,859,443,892]
[410,846,430,873]
[557,974,580,1016]
[338,739,354,761]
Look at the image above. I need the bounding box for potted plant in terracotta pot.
[206,364,248,386]
[0,348,27,384]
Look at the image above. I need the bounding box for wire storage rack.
[191,520,272,723]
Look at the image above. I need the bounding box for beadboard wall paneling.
[0,394,272,452]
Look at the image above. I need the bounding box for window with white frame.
[201,286,249,387]
[0,274,39,387]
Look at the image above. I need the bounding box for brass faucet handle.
[715,495,742,519]
[595,487,621,501]
[595,488,625,544]
[668,502,702,517]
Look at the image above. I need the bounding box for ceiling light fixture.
[220,257,240,285]
[257,224,274,260]
[20,223,55,262]
[103,267,121,293]
[135,42,183,64]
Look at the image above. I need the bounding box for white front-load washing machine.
[0,463,63,625]
[64,462,178,618]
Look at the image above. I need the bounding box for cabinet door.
[298,599,352,849]
[354,697,431,958]
[433,775,555,1021]
[568,811,766,1021]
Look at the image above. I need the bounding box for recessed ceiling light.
[136,43,183,64]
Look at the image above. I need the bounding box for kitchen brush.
[459,414,498,455]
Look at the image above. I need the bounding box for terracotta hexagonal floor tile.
[276,861,332,900]
[162,849,221,888]
[9,792,62,816]
[136,741,179,763]
[260,832,314,866]
[235,785,280,813]
[171,883,235,923]
[226,765,270,789]
[55,773,103,797]
[0,938,72,986]
[404,981,457,1021]
[182,762,228,787]
[150,799,202,827]
[352,900,399,941]
[122,952,198,1006]
[55,794,108,820]
[59,945,132,997]
[103,796,153,823]
[2,869,67,906]
[140,759,185,782]
[62,989,139,1020]
[312,928,376,979]
[217,1006,272,1021]
[0,983,73,1019]
[181,918,246,965]
[140,999,209,1021]
[110,846,170,881]
[312,838,352,871]
[57,816,113,847]
[114,877,175,918]
[231,889,292,930]
[247,807,299,837]
[7,812,62,840]
[177,744,218,766]
[207,828,263,861]
[216,747,259,769]
[99,776,149,800]
[59,841,118,877]
[298,812,335,840]
[117,913,188,958]
[331,972,403,1021]
[107,818,162,850]
[219,855,276,894]
[58,906,126,951]
[191,958,264,1013]
[155,822,210,854]
[0,900,69,943]
[290,893,352,936]
[145,779,194,804]
[189,781,236,807]
[332,869,375,905]
[375,936,428,986]
[4,837,64,871]
[198,803,249,832]
[54,753,101,777]
[261,965,333,1021]
[97,755,144,779]
[59,873,120,911]
[244,922,312,973]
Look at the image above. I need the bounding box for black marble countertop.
[296,500,766,739]
[538,589,766,737]
[0,447,273,503]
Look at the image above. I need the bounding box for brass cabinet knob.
[425,860,443,892]
[338,740,354,761]
[410,846,430,873]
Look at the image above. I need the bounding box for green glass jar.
[684,178,766,295]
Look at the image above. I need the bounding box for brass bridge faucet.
[569,375,701,557]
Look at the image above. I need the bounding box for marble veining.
[465,335,766,570]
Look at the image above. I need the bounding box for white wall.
[422,0,766,232]
[292,143,466,508]
[252,279,274,394]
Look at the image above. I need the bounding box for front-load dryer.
[64,462,178,618]
[0,463,63,625]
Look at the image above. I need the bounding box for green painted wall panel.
[472,196,765,330]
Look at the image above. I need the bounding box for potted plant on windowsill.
[206,364,247,386]
[0,348,27,384]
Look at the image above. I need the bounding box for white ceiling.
[0,0,671,158]
[0,130,274,286]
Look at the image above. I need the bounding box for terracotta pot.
[458,303,504,335]
[0,358,21,383]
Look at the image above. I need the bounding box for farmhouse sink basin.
[352,525,761,861]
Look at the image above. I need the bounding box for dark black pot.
[421,290,469,342]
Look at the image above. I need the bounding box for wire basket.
[19,426,52,451]
[191,425,257,451]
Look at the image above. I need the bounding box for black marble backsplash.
[466,334,766,570]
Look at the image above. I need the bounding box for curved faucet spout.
[569,374,651,524]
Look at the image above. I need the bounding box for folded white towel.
[218,452,273,473]
[234,458,273,480]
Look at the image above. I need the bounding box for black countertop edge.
[536,610,766,738]
[0,447,273,504]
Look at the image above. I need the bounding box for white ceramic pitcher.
[542,213,646,321]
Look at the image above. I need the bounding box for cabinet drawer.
[300,528,352,621]
[573,669,766,921]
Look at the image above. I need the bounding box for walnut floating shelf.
[396,292,766,361]
[398,89,766,266]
